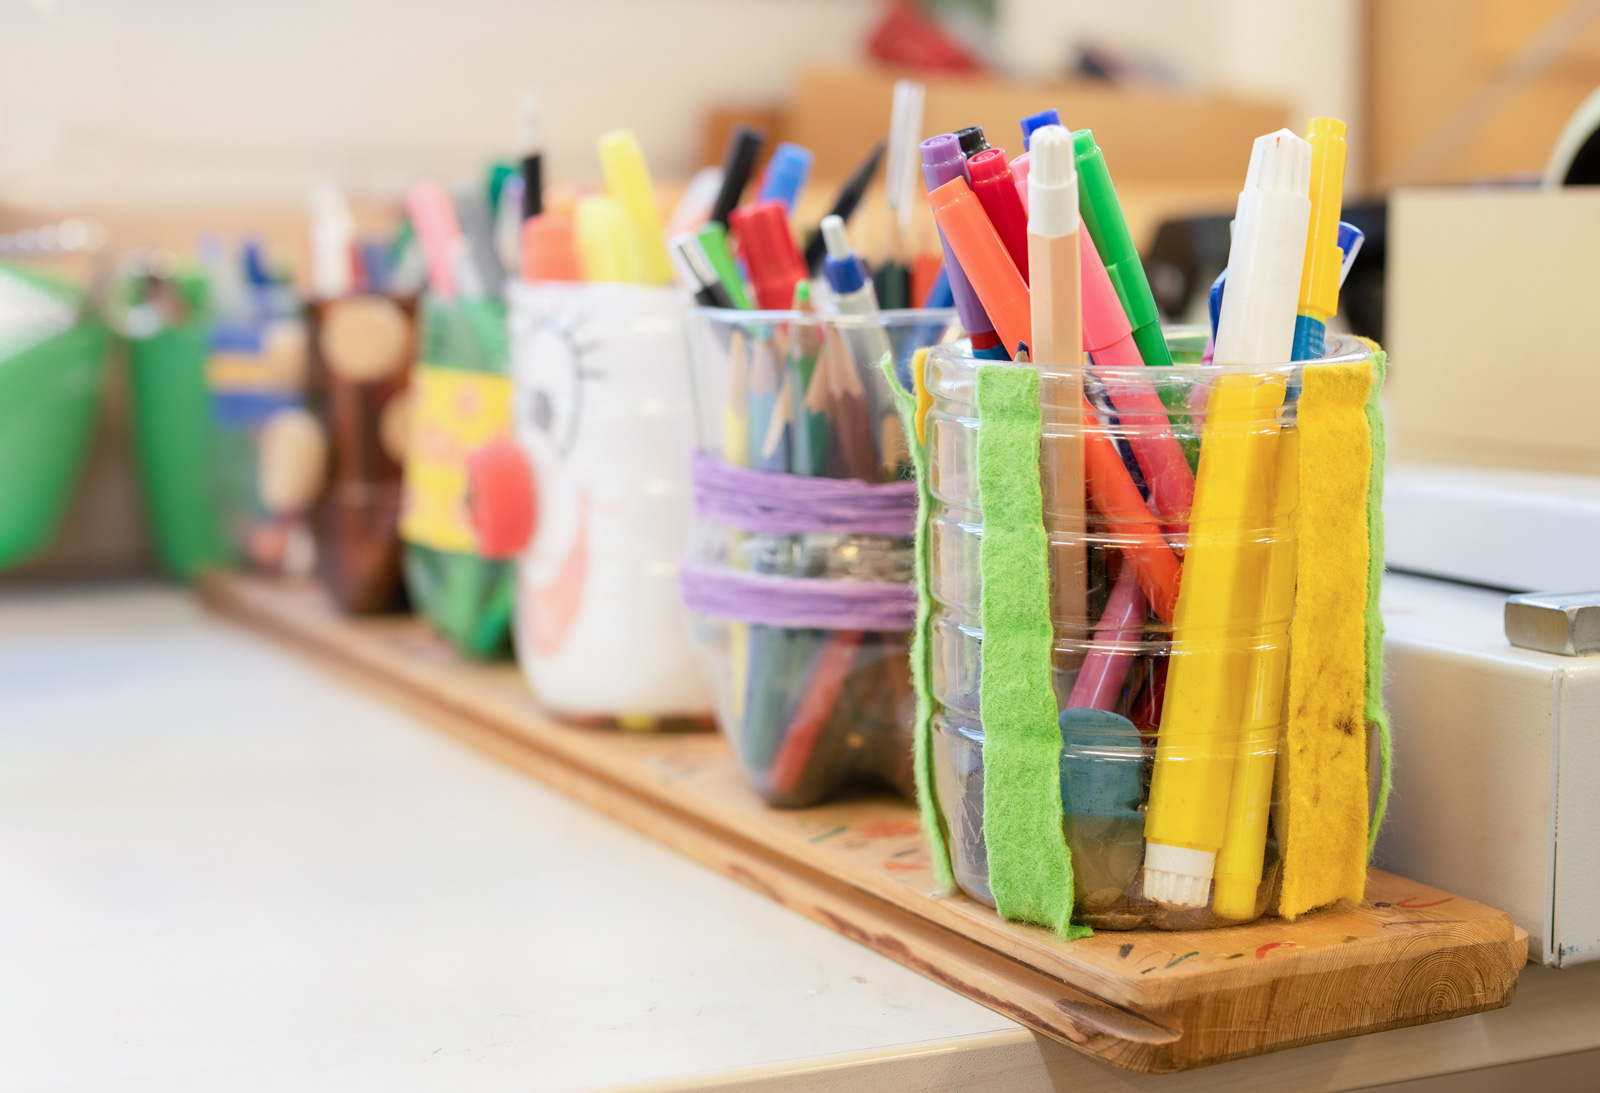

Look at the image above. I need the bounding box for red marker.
[966,148,1029,281]
[729,200,806,310]
[1080,221,1194,528]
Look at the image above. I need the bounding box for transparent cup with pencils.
[923,328,1379,929]
[683,306,959,808]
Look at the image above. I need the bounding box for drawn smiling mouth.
[526,493,589,657]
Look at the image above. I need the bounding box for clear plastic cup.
[684,306,958,807]
[924,328,1374,929]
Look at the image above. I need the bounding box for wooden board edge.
[198,575,1526,1072]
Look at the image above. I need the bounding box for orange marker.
[1083,420,1181,625]
[521,213,581,281]
[927,177,1031,358]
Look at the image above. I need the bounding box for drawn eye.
[518,324,581,457]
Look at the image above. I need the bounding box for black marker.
[709,125,765,227]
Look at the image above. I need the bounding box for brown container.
[305,294,417,613]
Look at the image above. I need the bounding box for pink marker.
[1067,563,1148,711]
[404,181,464,298]
[1011,151,1031,213]
[1080,220,1194,529]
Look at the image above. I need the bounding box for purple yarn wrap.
[690,452,917,538]
[679,563,915,632]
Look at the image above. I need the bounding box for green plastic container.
[402,294,515,659]
[0,267,109,569]
[125,272,232,579]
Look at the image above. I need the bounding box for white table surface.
[3,584,1599,1093]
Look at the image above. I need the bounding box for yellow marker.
[1293,118,1348,359]
[910,346,933,446]
[722,330,752,719]
[1142,128,1311,909]
[1212,424,1300,919]
[573,194,639,283]
[597,129,674,285]
[1142,373,1287,907]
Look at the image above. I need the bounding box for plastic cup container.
[206,310,313,575]
[399,294,517,659]
[924,328,1374,929]
[0,266,108,570]
[508,280,711,726]
[683,306,958,807]
[307,294,416,613]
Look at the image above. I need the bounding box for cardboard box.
[1377,573,1600,966]
[1386,187,1600,475]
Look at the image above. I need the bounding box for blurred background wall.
[1,0,1358,206]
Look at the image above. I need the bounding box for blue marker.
[1336,221,1364,286]
[757,143,814,213]
[1020,108,1062,152]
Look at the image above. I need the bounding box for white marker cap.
[1027,124,1078,239]
[820,214,852,262]
[1213,128,1313,366]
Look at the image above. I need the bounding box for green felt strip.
[1359,344,1393,854]
[974,365,1083,939]
[879,354,954,890]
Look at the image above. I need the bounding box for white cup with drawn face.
[507,280,711,724]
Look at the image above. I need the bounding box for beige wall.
[0,0,883,206]
[1,0,1362,209]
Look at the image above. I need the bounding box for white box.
[1385,462,1600,592]
[1377,573,1600,966]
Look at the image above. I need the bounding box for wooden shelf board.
[199,573,1527,1074]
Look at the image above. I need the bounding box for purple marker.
[920,134,996,348]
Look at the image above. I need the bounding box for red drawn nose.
[467,438,537,559]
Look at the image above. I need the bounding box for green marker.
[1072,129,1172,369]
[694,221,753,310]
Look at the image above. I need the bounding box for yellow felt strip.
[1277,359,1373,920]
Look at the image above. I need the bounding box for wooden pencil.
[822,328,881,484]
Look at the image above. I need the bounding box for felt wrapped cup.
[682,306,959,808]
[916,329,1388,933]
[398,294,518,658]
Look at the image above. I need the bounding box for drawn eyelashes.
[520,310,605,459]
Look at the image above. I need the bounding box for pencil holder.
[206,302,315,576]
[120,269,231,580]
[912,328,1390,934]
[682,306,960,807]
[399,294,517,659]
[504,281,711,726]
[0,265,108,570]
[306,294,416,613]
